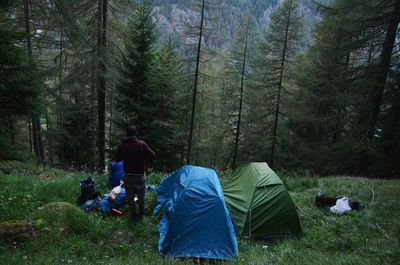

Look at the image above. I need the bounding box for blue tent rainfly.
[153,165,239,260]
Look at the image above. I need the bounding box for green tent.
[223,162,301,239]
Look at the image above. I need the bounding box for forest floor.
[0,161,399,265]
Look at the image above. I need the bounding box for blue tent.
[153,165,238,260]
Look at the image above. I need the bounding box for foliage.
[0,0,399,177]
[0,1,41,160]
[146,41,187,170]
[240,0,304,168]
[115,2,186,171]
[115,0,157,128]
[284,0,400,176]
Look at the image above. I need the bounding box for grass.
[0,161,399,264]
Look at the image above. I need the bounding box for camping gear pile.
[97,185,127,214]
[315,193,363,215]
[77,162,304,261]
[77,176,126,215]
[78,163,158,216]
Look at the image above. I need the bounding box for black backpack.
[77,177,101,205]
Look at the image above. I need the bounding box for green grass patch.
[0,162,399,264]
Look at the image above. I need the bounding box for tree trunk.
[45,110,54,166]
[332,52,351,141]
[186,0,205,165]
[109,85,114,147]
[24,0,43,164]
[355,0,400,173]
[232,18,250,170]
[269,6,291,168]
[28,117,32,152]
[90,65,97,170]
[10,122,15,145]
[383,74,400,156]
[32,116,44,164]
[97,0,107,171]
[359,0,400,142]
[59,19,64,162]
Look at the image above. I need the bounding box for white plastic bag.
[108,185,121,200]
[330,197,352,215]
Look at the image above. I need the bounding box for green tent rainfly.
[223,162,301,239]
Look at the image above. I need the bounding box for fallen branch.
[370,187,375,203]
[297,206,310,219]
[376,224,392,240]
[297,206,324,225]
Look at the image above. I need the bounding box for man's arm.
[142,142,156,160]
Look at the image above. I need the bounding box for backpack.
[77,177,101,205]
[108,161,124,187]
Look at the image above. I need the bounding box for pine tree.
[285,0,400,175]
[0,0,40,160]
[115,2,189,170]
[256,0,303,168]
[283,0,369,174]
[186,0,206,164]
[23,0,45,164]
[222,14,255,169]
[355,0,400,171]
[148,40,187,171]
[115,0,156,129]
[96,0,108,171]
[33,0,115,169]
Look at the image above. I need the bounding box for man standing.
[115,125,155,221]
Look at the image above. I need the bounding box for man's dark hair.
[126,125,137,136]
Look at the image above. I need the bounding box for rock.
[108,230,135,245]
[33,202,94,236]
[0,220,34,242]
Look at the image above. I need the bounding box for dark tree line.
[1,0,399,177]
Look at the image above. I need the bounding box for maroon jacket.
[115,136,156,174]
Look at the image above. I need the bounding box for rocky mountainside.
[153,0,318,50]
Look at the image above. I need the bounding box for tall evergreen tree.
[232,16,251,169]
[257,0,303,168]
[42,0,99,169]
[148,41,187,171]
[116,0,156,130]
[0,0,40,160]
[96,0,108,171]
[355,0,400,171]
[23,0,44,164]
[186,0,206,164]
[115,2,188,170]
[221,14,255,169]
[286,0,400,175]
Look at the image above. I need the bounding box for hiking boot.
[130,213,144,222]
[130,213,138,222]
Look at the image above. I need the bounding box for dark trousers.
[124,174,146,217]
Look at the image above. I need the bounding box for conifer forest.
[1,0,400,177]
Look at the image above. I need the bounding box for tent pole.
[249,208,252,244]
